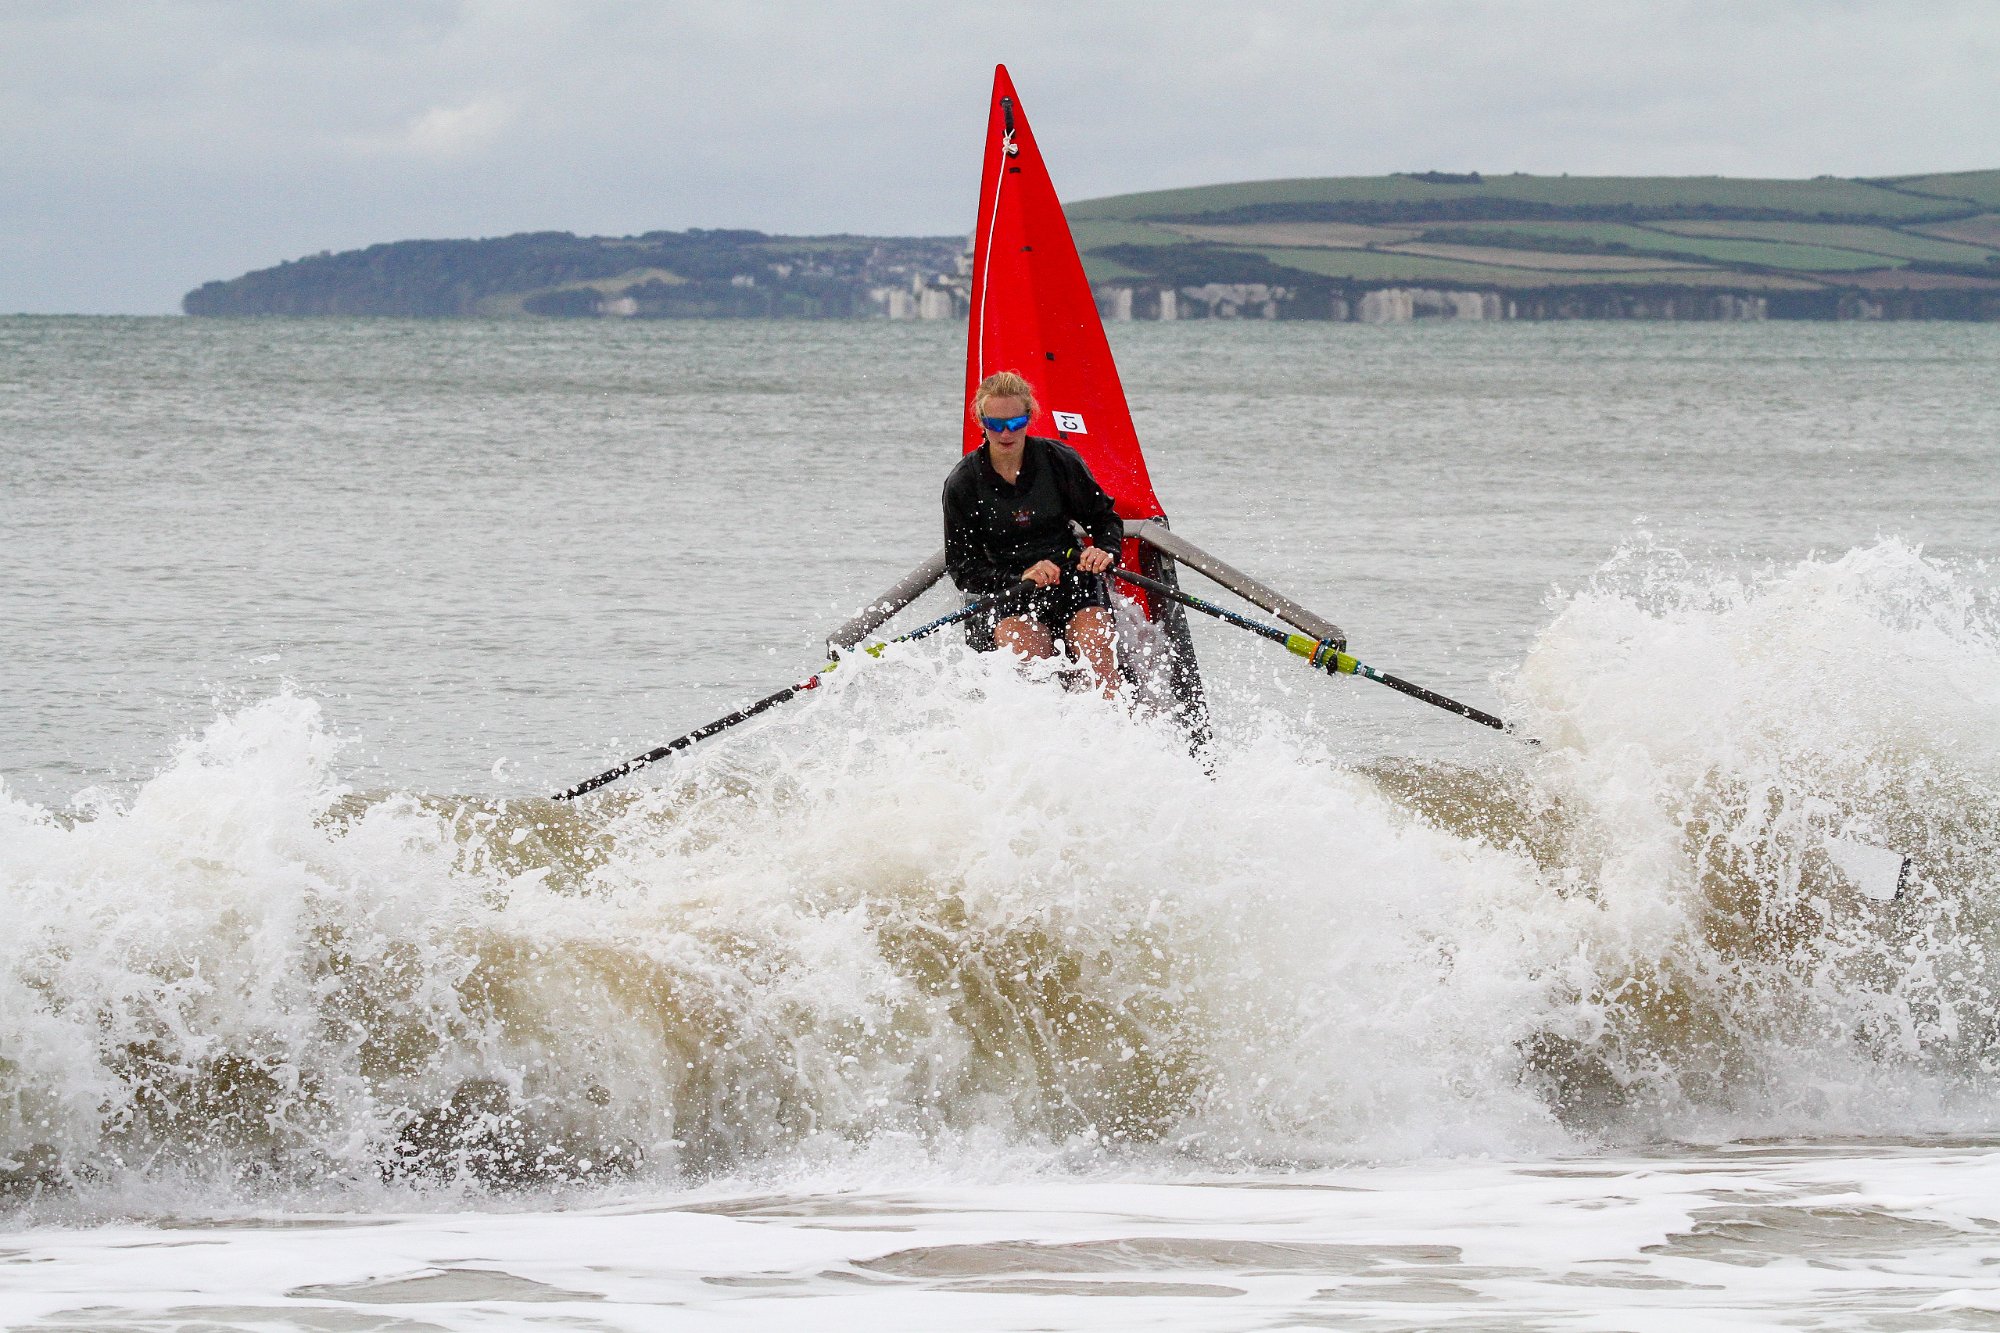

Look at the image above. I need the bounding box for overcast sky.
[5,0,1997,314]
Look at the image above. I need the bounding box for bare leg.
[995,615,1055,662]
[1063,606,1120,698]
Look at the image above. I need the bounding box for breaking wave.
[3,539,1997,1208]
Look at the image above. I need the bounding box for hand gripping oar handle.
[552,578,1035,801]
[1111,565,1516,735]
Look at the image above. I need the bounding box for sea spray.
[1500,538,2000,1128]
[3,540,1998,1208]
[0,664,1571,1202]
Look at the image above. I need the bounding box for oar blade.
[1825,835,1911,903]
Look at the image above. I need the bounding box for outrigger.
[551,66,1911,906]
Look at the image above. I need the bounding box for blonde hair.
[971,370,1038,420]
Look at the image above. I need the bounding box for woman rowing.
[942,370,1122,696]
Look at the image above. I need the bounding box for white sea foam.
[1504,537,2000,1133]
[3,540,1997,1215]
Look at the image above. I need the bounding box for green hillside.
[184,230,965,319]
[184,171,2000,321]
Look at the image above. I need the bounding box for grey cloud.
[4,0,1996,313]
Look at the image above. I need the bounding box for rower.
[942,370,1122,698]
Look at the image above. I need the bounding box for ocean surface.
[2,315,1999,1329]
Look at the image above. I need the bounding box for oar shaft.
[553,677,820,801]
[1114,566,1511,735]
[1186,592,1296,648]
[1368,669,1508,731]
[553,577,1032,800]
[894,594,1000,645]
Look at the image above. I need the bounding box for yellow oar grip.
[1286,634,1356,675]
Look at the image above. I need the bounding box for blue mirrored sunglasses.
[980,413,1032,434]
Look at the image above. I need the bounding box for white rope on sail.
[974,127,1014,378]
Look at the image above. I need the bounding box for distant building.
[1094,286,1134,321]
[918,286,955,320]
[1358,288,1503,322]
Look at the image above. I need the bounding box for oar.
[1113,566,1914,901]
[1112,566,1513,733]
[552,578,1033,801]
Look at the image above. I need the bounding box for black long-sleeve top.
[942,435,1124,593]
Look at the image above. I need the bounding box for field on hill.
[1065,172,1991,224]
[1062,171,2000,319]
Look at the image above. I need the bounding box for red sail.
[963,65,1164,523]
